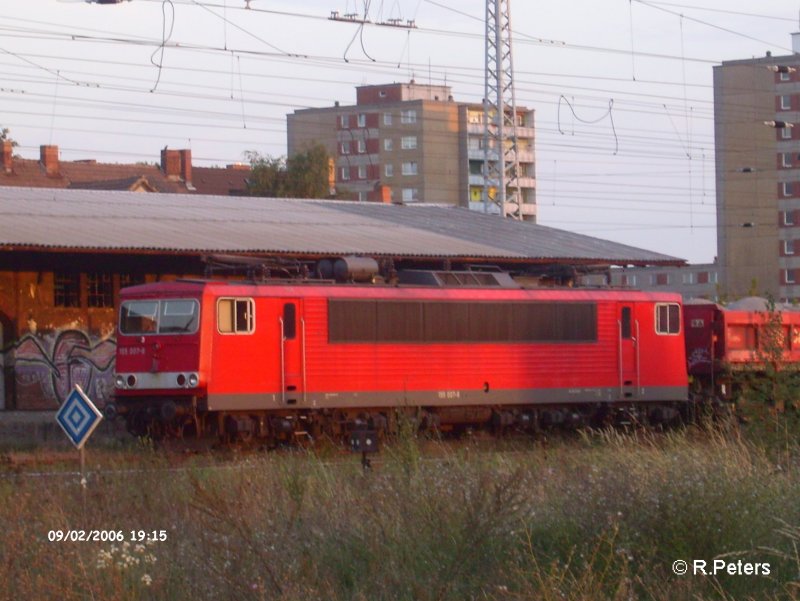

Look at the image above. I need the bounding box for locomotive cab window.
[655,303,681,335]
[160,300,199,334]
[218,298,255,334]
[120,301,158,334]
[120,299,199,335]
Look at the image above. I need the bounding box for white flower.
[141,574,152,587]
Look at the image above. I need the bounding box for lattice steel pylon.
[483,0,524,220]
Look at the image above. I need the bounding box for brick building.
[0,142,252,196]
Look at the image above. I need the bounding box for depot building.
[0,186,681,411]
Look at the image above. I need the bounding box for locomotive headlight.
[115,374,126,389]
[188,373,199,388]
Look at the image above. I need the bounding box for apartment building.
[287,81,537,220]
[714,34,800,300]
[609,264,719,300]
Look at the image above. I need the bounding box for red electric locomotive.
[110,278,688,445]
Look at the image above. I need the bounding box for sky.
[0,0,798,264]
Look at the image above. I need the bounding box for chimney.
[2,140,12,174]
[160,148,181,180]
[179,149,192,184]
[40,145,59,177]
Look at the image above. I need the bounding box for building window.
[402,188,419,202]
[87,273,113,308]
[781,71,791,82]
[54,272,81,308]
[783,153,793,168]
[340,142,350,155]
[340,167,350,181]
[357,139,366,154]
[781,95,792,110]
[339,114,349,128]
[784,182,793,197]
[385,163,394,177]
[401,136,417,150]
[383,112,392,125]
[710,272,718,284]
[120,273,145,289]
[786,269,796,284]
[682,272,694,284]
[358,191,367,202]
[401,109,417,124]
[785,240,795,255]
[656,273,669,286]
[782,127,793,140]
[784,210,795,226]
[357,165,367,179]
[357,113,366,127]
[401,161,418,176]
[384,138,393,151]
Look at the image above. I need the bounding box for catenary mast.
[483,0,523,220]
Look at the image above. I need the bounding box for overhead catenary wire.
[0,0,776,262]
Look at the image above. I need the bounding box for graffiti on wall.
[11,330,116,409]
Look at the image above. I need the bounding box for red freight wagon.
[111,280,688,443]
[684,298,800,400]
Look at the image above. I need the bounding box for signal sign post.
[56,385,103,491]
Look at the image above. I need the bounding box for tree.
[246,143,331,198]
[0,127,18,148]
[285,143,331,199]
[245,152,288,197]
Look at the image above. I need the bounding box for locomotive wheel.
[126,410,149,438]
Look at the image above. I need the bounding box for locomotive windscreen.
[328,300,597,343]
[120,299,200,335]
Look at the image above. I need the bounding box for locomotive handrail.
[617,319,623,398]
[301,318,307,406]
[636,320,641,398]
[279,316,286,405]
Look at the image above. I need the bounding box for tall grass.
[1,428,798,600]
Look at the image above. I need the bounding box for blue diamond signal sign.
[56,385,103,449]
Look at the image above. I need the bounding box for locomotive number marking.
[119,346,146,357]
[437,390,461,400]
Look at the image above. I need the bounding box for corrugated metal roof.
[0,187,682,264]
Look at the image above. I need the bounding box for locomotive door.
[618,304,639,400]
[279,300,305,405]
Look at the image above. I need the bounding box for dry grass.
[1,427,799,600]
